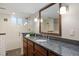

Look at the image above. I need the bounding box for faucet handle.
[42,34,44,38]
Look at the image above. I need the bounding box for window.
[11,16,17,24]
[11,16,23,25]
[17,18,23,25]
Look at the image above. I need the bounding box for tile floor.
[6,48,21,56]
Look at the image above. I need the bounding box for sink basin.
[35,39,47,42]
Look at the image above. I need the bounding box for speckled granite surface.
[25,36,79,56]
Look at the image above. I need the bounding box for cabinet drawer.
[35,44,47,55]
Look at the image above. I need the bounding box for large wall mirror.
[39,3,61,36]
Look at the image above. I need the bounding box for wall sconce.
[60,6,68,14]
[4,18,8,22]
[34,17,43,22]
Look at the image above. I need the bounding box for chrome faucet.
[42,34,45,39]
[48,36,50,40]
[46,35,50,40]
[34,33,37,39]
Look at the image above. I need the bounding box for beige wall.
[62,3,79,41]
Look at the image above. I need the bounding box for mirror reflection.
[40,4,61,35]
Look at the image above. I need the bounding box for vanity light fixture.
[60,6,67,14]
[24,22,27,25]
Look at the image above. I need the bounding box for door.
[0,35,6,56]
[0,15,23,52]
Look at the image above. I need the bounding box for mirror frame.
[39,3,62,36]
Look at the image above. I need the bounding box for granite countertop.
[24,36,79,56]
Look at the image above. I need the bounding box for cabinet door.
[27,40,33,56]
[23,47,27,56]
[23,41,27,56]
[34,50,46,56]
[34,44,47,56]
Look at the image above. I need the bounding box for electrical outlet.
[70,29,75,36]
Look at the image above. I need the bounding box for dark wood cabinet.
[27,40,34,56]
[23,38,59,56]
[48,50,59,56]
[23,39,27,56]
[34,50,45,56]
[34,44,47,56]
[23,47,27,56]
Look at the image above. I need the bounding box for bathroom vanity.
[23,36,59,56]
[23,34,79,56]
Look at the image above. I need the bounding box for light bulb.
[34,18,38,22]
[60,6,67,14]
[12,12,15,15]
[41,18,43,22]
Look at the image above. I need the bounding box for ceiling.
[0,3,48,17]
